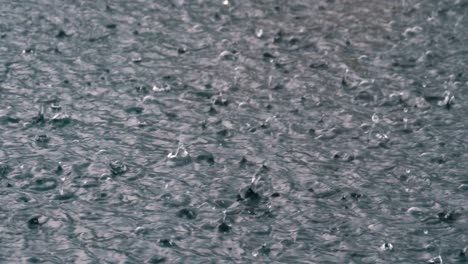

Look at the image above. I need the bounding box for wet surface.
[1,0,468,263]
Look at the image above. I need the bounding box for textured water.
[1,0,468,263]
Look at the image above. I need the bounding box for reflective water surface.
[1,0,468,263]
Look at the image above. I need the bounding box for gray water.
[1,0,468,263]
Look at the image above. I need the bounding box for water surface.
[1,0,468,263]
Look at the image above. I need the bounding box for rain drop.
[379,242,393,251]
[255,28,264,38]
[372,113,379,123]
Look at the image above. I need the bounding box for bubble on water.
[131,56,142,64]
[238,102,248,109]
[177,47,187,54]
[222,0,229,5]
[219,50,235,60]
[142,95,157,104]
[134,226,147,235]
[407,207,424,217]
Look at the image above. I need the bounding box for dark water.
[1,0,468,263]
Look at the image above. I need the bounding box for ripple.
[28,177,58,192]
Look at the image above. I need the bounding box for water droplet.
[219,50,235,60]
[168,143,189,159]
[53,190,74,200]
[158,239,175,248]
[31,177,58,191]
[28,215,48,228]
[380,242,394,251]
[428,255,443,264]
[460,247,467,256]
[437,210,458,223]
[218,222,230,233]
[105,23,117,29]
[152,84,171,92]
[255,28,263,38]
[0,164,11,178]
[177,47,187,54]
[109,160,127,176]
[403,26,422,37]
[167,143,191,166]
[27,216,41,229]
[132,57,142,63]
[439,90,454,109]
[271,192,280,198]
[212,95,229,106]
[252,243,270,257]
[134,226,146,235]
[50,103,61,112]
[55,29,69,38]
[22,48,35,54]
[51,113,71,127]
[148,255,166,263]
[176,208,197,220]
[195,152,215,165]
[372,113,379,123]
